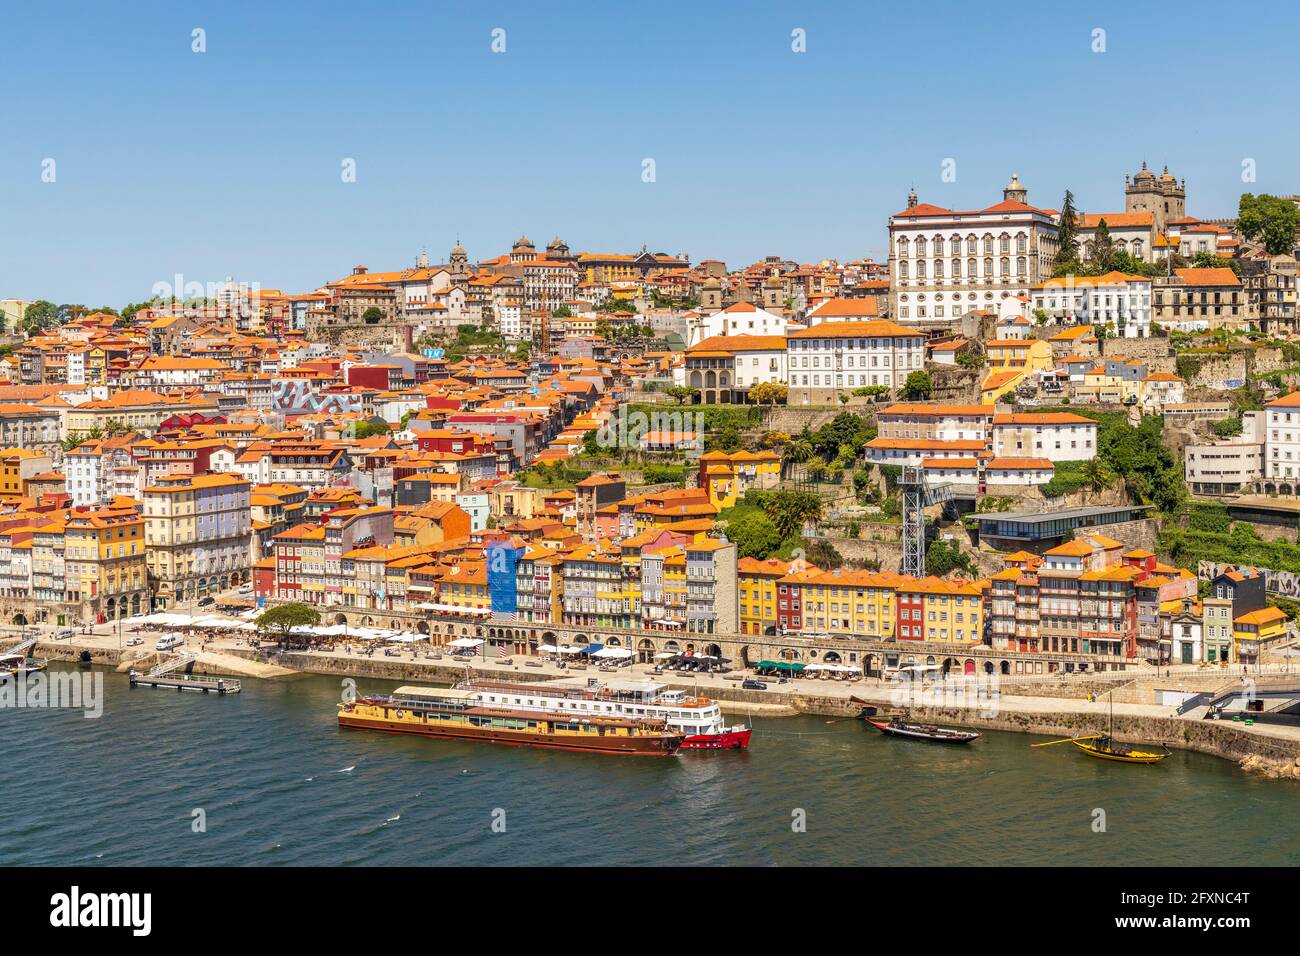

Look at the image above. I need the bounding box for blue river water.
[2,665,1296,866]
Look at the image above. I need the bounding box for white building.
[786,320,925,404]
[986,457,1055,487]
[687,302,792,346]
[889,174,1060,320]
[1076,212,1155,262]
[1031,271,1152,338]
[991,413,1098,462]
[680,334,787,403]
[803,297,879,326]
[1263,391,1300,483]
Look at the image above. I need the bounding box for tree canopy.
[255,603,322,640]
[1238,193,1299,255]
[723,509,784,559]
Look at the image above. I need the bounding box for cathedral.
[1125,162,1186,234]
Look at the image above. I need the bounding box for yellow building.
[699,450,781,509]
[980,368,1027,405]
[896,576,984,644]
[65,506,149,621]
[738,557,794,635]
[984,337,1054,372]
[1233,606,1288,662]
[0,447,52,498]
[797,569,905,639]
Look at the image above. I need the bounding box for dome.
[1005,173,1025,193]
[1159,165,1176,183]
[1133,161,1155,182]
[513,234,534,248]
[450,239,466,257]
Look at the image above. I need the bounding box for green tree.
[1238,193,1299,255]
[763,489,824,541]
[902,370,933,400]
[723,509,783,559]
[803,537,843,570]
[256,603,321,642]
[23,300,59,333]
[1085,218,1115,272]
[665,385,698,405]
[361,306,384,323]
[1080,457,1114,492]
[925,539,976,576]
[1053,190,1081,272]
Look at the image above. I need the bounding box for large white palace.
[887,174,1060,321]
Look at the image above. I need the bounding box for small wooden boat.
[867,716,982,744]
[1070,735,1170,764]
[1030,694,1170,764]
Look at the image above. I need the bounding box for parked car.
[742,679,768,690]
[55,628,75,639]
[197,596,215,607]
[237,583,254,594]
[125,637,143,647]
[155,634,185,652]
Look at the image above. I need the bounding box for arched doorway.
[637,638,655,664]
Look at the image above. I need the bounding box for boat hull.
[681,727,751,750]
[338,712,683,756]
[1070,740,1169,763]
[867,719,981,744]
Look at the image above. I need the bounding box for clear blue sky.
[3,0,1296,305]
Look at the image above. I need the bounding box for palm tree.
[1081,457,1114,492]
[781,438,813,479]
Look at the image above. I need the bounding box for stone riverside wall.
[21,638,1300,774]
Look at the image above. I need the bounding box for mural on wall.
[1198,561,1300,598]
[271,381,363,416]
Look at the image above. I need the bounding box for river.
[2,665,1295,866]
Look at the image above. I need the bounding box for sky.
[2,0,1298,306]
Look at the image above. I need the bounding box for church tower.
[1003,173,1028,204]
[449,240,469,285]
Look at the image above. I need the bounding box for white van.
[155,634,185,652]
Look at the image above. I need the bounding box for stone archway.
[417,621,429,634]
[823,650,842,663]
[704,643,722,658]
[1000,660,1011,675]
[334,613,348,626]
[12,613,26,626]
[984,661,995,674]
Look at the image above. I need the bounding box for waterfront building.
[64,505,149,622]
[143,473,252,607]
[737,557,795,636]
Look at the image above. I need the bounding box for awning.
[755,660,804,672]
[538,644,559,653]
[592,647,633,659]
[448,638,484,648]
[578,644,605,655]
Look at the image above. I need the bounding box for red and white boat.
[453,677,751,750]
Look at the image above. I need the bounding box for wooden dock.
[129,652,242,694]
